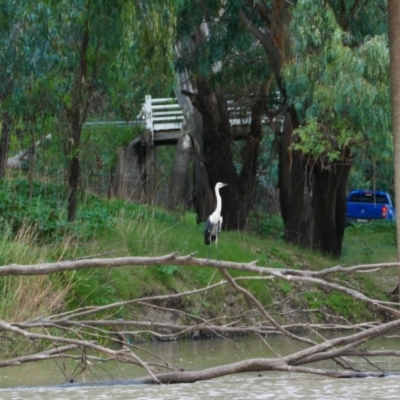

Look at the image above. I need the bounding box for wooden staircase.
[113,95,258,204]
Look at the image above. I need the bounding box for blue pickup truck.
[346,190,396,223]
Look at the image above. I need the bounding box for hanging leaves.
[284,0,390,166]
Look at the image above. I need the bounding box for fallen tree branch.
[2,252,400,278]
[219,268,317,346]
[1,252,400,385]
[7,134,52,170]
[0,344,80,367]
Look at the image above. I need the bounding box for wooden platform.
[112,95,257,203]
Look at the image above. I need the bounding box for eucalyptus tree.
[45,1,129,221]
[178,1,390,256]
[281,0,390,255]
[0,2,50,178]
[43,0,181,221]
[176,2,273,229]
[233,0,390,256]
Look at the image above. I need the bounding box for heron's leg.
[215,235,221,264]
[216,248,221,264]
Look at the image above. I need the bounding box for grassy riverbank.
[0,179,397,342]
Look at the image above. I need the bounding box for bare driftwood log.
[1,253,400,384]
[6,134,52,170]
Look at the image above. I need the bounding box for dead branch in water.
[1,253,400,384]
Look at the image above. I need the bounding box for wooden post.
[142,130,156,204]
[113,147,126,198]
[113,142,145,202]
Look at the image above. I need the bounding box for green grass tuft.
[0,179,398,330]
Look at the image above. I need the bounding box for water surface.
[1,335,400,399]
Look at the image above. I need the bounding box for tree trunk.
[192,156,215,223]
[167,134,192,210]
[177,84,214,222]
[0,112,12,179]
[278,109,352,256]
[237,79,270,226]
[277,111,293,225]
[67,106,82,222]
[388,0,400,298]
[166,83,196,211]
[183,78,267,230]
[241,3,352,256]
[312,154,351,257]
[67,27,90,222]
[28,122,36,199]
[335,158,351,253]
[279,108,313,248]
[67,155,80,221]
[196,79,241,229]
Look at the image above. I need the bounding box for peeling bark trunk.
[312,154,351,257]
[196,80,241,228]
[175,71,214,221]
[166,83,196,211]
[192,157,215,222]
[278,109,352,256]
[278,109,313,248]
[184,78,266,230]
[167,134,192,210]
[183,80,236,225]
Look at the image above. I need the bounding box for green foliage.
[249,212,284,240]
[153,265,179,288]
[2,0,398,339]
[0,179,179,243]
[155,265,179,276]
[0,178,396,330]
[325,291,355,318]
[81,124,140,172]
[176,0,272,93]
[1,0,181,222]
[328,0,388,41]
[342,221,397,265]
[280,281,292,294]
[302,290,363,319]
[254,129,280,209]
[284,0,391,167]
[0,179,67,239]
[68,269,120,307]
[302,292,324,309]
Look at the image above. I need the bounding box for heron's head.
[215,182,228,190]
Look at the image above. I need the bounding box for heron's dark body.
[204,218,221,245]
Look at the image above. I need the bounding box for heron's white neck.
[213,186,223,218]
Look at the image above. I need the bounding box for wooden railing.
[141,95,184,139]
[85,95,254,140]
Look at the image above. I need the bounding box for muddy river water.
[1,335,400,399]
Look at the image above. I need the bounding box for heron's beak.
[222,183,228,187]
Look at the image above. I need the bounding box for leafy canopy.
[284,0,390,163]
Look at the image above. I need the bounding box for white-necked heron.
[204,183,228,255]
